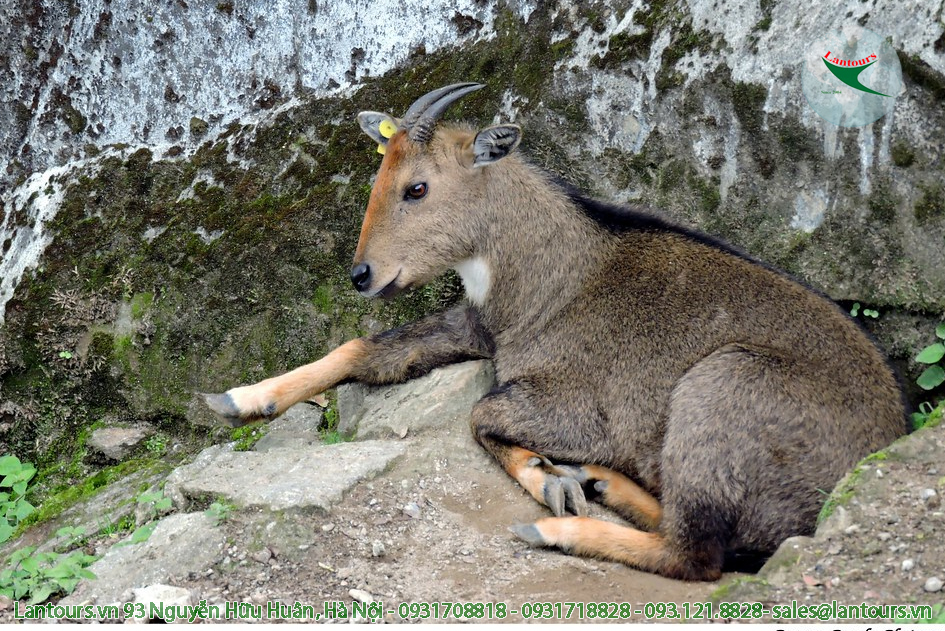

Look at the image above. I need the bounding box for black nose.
[350,263,371,292]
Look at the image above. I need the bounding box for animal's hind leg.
[511,517,720,581]
[481,444,590,517]
[470,384,613,517]
[470,383,661,525]
[558,464,662,530]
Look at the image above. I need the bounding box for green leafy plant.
[0,455,37,543]
[58,350,73,359]
[318,394,350,444]
[204,501,233,526]
[144,433,168,456]
[136,489,171,521]
[53,525,87,551]
[0,546,97,604]
[123,489,173,545]
[911,400,944,432]
[915,323,945,391]
[849,302,879,318]
[127,521,157,544]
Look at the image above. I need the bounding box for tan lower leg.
[220,338,366,419]
[582,464,662,530]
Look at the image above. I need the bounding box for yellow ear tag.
[379,119,397,139]
[376,120,397,155]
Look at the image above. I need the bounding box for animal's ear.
[471,124,522,167]
[357,111,400,154]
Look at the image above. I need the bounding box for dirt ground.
[178,448,722,624]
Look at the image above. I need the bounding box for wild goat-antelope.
[203,83,907,580]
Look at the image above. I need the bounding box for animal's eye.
[405,183,428,200]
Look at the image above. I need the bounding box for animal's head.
[351,83,522,298]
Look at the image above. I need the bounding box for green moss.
[693,175,721,214]
[817,449,889,524]
[868,177,900,225]
[63,106,87,135]
[130,292,154,319]
[914,183,945,223]
[773,114,820,164]
[731,82,767,136]
[231,422,267,452]
[897,50,945,100]
[18,458,163,534]
[312,285,334,313]
[88,331,115,363]
[592,30,655,69]
[890,140,916,167]
[709,576,769,603]
[189,117,209,139]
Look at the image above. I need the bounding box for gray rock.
[61,512,225,606]
[254,402,323,452]
[133,584,194,618]
[15,467,167,558]
[338,360,495,439]
[924,577,943,593]
[816,505,851,540]
[758,535,815,587]
[165,441,405,512]
[902,558,915,572]
[87,425,154,462]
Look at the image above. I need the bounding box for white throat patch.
[454,257,492,306]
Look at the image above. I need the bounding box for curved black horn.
[402,82,484,144]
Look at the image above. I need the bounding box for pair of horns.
[401,82,484,144]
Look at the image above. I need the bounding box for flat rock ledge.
[338,360,495,439]
[165,440,406,512]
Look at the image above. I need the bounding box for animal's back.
[511,204,906,554]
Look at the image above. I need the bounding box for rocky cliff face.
[0,0,943,472]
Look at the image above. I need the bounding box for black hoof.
[509,523,547,547]
[199,392,249,427]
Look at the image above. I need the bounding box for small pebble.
[372,541,386,557]
[878,532,892,542]
[349,589,375,603]
[875,468,884,478]
[403,503,421,519]
[923,577,943,593]
[251,548,272,564]
[920,488,937,501]
[902,558,915,571]
[844,525,860,535]
[321,523,335,532]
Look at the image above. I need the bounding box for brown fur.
[205,114,907,580]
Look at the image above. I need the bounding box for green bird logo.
[822,51,890,97]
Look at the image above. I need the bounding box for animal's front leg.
[202,305,493,426]
[201,339,366,425]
